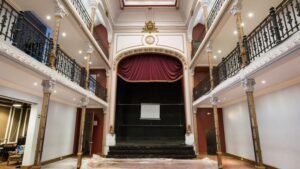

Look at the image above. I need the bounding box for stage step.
[107,145,196,159]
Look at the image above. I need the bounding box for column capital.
[105,69,111,77]
[80,97,89,106]
[54,0,68,18]
[89,0,98,9]
[42,80,56,93]
[201,0,210,7]
[230,0,242,15]
[210,96,219,105]
[241,78,255,92]
[87,44,94,54]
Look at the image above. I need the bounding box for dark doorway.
[115,77,185,145]
[206,129,217,155]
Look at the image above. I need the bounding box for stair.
[107,144,196,159]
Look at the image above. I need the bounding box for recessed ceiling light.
[78,50,82,54]
[213,55,217,59]
[54,90,57,93]
[13,103,22,108]
[218,50,222,54]
[241,22,245,27]
[84,56,88,60]
[33,82,38,86]
[89,61,92,65]
[248,12,254,18]
[233,30,238,35]
[46,15,51,20]
[62,32,67,37]
[261,80,266,84]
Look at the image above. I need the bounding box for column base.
[255,165,266,169]
[77,152,83,169]
[185,133,194,145]
[218,165,223,169]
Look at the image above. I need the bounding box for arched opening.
[192,23,206,57]
[115,53,186,145]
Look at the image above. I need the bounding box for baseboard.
[225,153,279,169]
[41,154,74,165]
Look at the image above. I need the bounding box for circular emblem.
[145,35,155,45]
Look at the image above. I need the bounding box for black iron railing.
[0,0,107,100]
[56,45,86,87]
[193,75,211,101]
[89,75,107,101]
[207,0,226,30]
[193,0,300,101]
[70,0,92,30]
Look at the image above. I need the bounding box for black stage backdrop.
[115,77,186,144]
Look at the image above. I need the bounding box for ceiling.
[104,0,195,30]
[195,0,282,66]
[122,0,177,7]
[11,0,107,69]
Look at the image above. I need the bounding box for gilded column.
[230,0,247,67]
[206,42,214,89]
[241,79,265,169]
[210,96,223,169]
[32,80,56,169]
[49,0,67,69]
[84,44,94,89]
[77,97,89,169]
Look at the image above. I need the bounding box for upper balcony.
[0,0,107,102]
[193,0,300,102]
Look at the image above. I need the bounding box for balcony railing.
[193,75,211,100]
[0,0,107,101]
[89,75,107,101]
[70,0,92,30]
[207,0,226,30]
[193,0,300,101]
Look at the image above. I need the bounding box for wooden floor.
[0,156,256,169]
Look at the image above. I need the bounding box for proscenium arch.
[113,47,188,70]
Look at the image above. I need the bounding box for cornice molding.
[0,39,108,108]
[193,31,300,107]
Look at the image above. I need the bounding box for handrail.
[193,0,300,101]
[89,75,107,101]
[70,0,92,30]
[193,75,211,101]
[207,0,226,30]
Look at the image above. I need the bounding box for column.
[76,97,89,169]
[49,0,67,69]
[190,68,199,153]
[32,80,55,169]
[84,44,94,88]
[102,69,111,155]
[106,69,117,147]
[183,67,194,145]
[210,96,223,169]
[206,41,214,89]
[230,0,247,67]
[192,107,199,154]
[241,79,265,169]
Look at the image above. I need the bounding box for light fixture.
[84,56,88,60]
[78,50,82,54]
[89,61,92,65]
[46,15,51,20]
[213,55,217,59]
[13,103,22,108]
[248,12,253,18]
[207,112,211,116]
[54,90,57,93]
[62,32,67,37]
[33,82,38,86]
[218,50,222,54]
[261,80,266,84]
[233,30,238,35]
[241,22,245,27]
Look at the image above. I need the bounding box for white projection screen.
[140,103,160,120]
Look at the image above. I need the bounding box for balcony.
[0,0,107,101]
[193,0,300,101]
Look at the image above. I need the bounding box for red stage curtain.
[118,54,183,82]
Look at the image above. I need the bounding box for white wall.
[223,83,300,169]
[0,85,77,165]
[42,101,77,161]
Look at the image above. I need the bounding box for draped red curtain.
[118,54,183,82]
